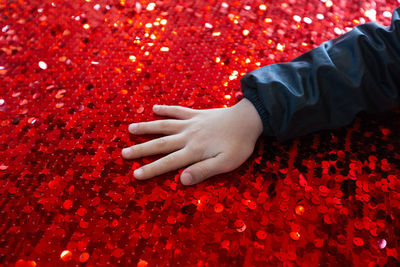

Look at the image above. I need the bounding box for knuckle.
[185,128,195,137]
[159,120,169,129]
[187,124,202,135]
[165,154,176,164]
[159,154,177,169]
[187,144,203,157]
[156,137,168,147]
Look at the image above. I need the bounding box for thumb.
[180,153,227,186]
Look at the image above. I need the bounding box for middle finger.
[122,133,185,159]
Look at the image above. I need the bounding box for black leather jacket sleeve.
[240,6,400,143]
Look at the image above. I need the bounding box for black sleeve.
[240,6,400,143]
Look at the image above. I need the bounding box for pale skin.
[121,98,263,185]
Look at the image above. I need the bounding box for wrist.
[232,98,263,140]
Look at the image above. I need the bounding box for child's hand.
[121,98,263,185]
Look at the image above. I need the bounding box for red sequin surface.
[1,0,400,266]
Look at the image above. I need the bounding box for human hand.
[121,98,263,185]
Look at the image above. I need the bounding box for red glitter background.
[1,0,400,266]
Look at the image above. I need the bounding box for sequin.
[214,203,224,213]
[2,1,399,266]
[235,219,247,232]
[290,232,300,241]
[377,239,387,249]
[79,252,90,263]
[167,216,176,224]
[353,237,364,246]
[293,15,301,22]
[63,200,73,209]
[137,259,148,267]
[38,61,47,69]
[15,260,37,267]
[295,205,305,215]
[60,250,72,261]
[256,230,267,240]
[146,3,156,11]
[221,240,230,250]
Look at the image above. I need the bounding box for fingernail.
[121,148,130,157]
[181,172,193,185]
[153,105,160,111]
[134,168,143,179]
[129,123,138,132]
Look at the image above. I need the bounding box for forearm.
[241,7,400,142]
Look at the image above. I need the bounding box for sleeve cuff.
[241,76,275,138]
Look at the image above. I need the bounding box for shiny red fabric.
[1,0,399,266]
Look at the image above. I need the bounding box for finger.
[133,148,193,180]
[128,119,186,135]
[180,153,228,186]
[153,105,198,120]
[121,134,185,159]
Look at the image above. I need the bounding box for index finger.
[133,147,195,180]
